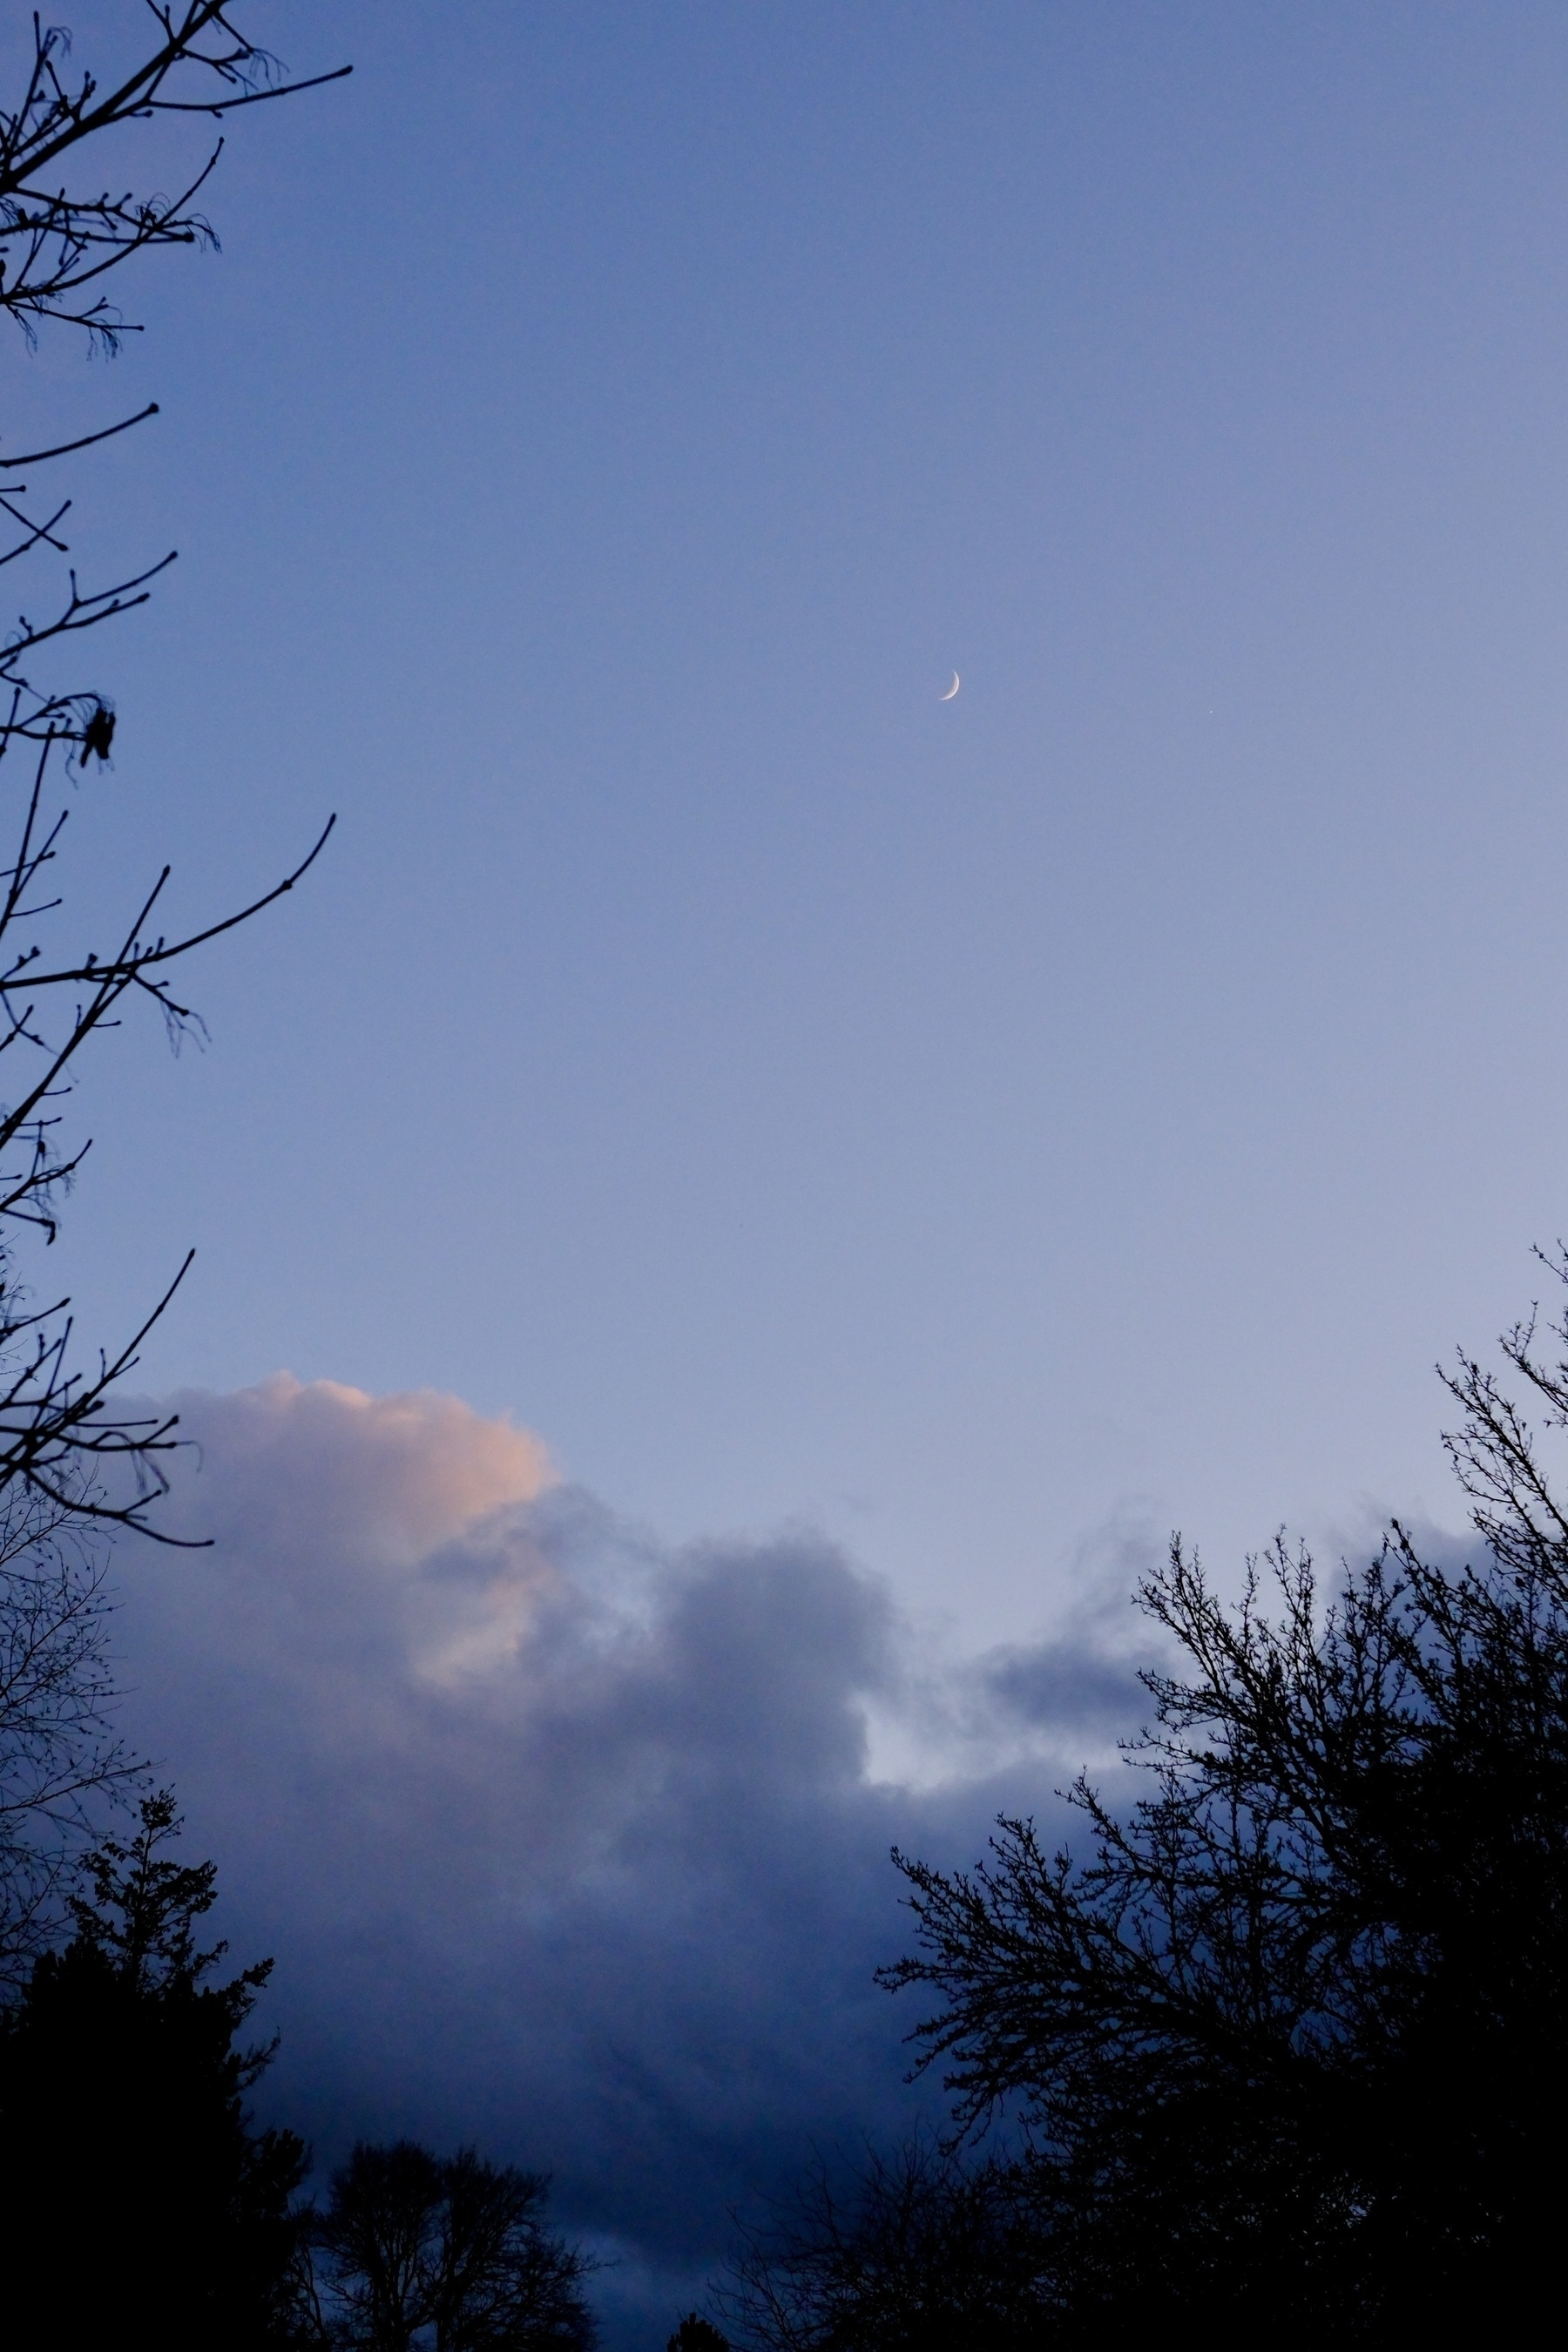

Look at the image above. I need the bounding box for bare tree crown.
[0,3,343,1970]
[0,3,343,1533]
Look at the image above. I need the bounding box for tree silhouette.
[668,2318,730,2352]
[866,1251,1568,2336]
[0,3,346,1527]
[302,2139,598,2352]
[0,4,344,1961]
[0,4,348,349]
[720,2140,1051,2352]
[0,1790,308,2347]
[0,1484,132,1985]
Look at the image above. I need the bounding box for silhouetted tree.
[0,1789,308,2346]
[0,4,345,1515]
[0,1483,131,1985]
[863,1249,1568,2338]
[668,2317,730,2352]
[720,2140,1052,2352]
[0,6,344,1957]
[303,2139,598,2352]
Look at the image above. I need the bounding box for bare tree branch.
[0,5,345,1958]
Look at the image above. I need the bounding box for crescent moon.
[940,672,961,700]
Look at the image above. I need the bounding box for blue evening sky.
[13,1,1568,1638]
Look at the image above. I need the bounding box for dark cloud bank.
[109,1377,1154,2344]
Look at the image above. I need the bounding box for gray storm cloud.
[105,1375,1151,2335]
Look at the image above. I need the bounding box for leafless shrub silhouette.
[0,1480,130,1984]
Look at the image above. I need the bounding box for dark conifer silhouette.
[0,1790,308,2346]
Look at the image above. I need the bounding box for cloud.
[107,1375,1154,2342]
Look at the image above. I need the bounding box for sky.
[10,0,1568,2334]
